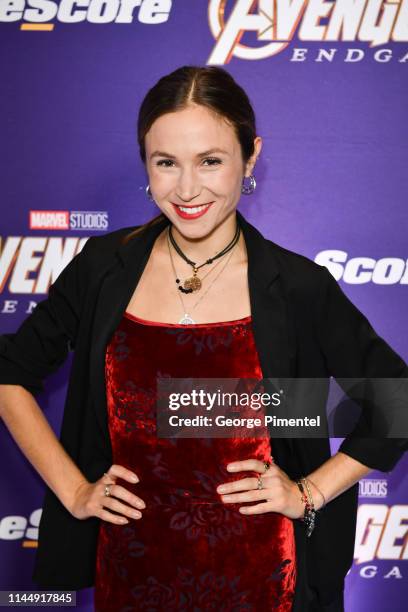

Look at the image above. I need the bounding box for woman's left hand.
[216,458,305,520]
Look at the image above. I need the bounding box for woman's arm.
[0,234,147,525]
[304,451,371,511]
[316,265,408,471]
[0,244,94,508]
[218,266,408,518]
[217,452,371,519]
[0,384,145,523]
[0,384,89,514]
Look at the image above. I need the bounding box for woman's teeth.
[178,204,209,214]
[172,202,213,219]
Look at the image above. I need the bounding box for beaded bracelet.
[295,477,316,537]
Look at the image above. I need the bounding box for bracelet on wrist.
[295,477,316,537]
[306,476,327,510]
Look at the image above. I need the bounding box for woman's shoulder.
[262,235,330,293]
[77,225,142,268]
[82,225,139,252]
[242,213,325,282]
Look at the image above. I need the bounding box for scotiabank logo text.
[0,0,172,25]
[315,250,408,284]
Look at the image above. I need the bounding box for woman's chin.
[171,223,213,242]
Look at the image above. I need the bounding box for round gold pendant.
[183,275,202,292]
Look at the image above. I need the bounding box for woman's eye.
[156,159,175,167]
[155,158,222,167]
[203,157,222,166]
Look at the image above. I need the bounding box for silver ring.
[257,475,263,490]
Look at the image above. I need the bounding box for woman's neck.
[165,211,241,262]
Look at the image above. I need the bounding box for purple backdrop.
[1,1,407,610]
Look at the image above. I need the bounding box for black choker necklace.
[168,222,241,293]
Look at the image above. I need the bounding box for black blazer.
[1,210,407,609]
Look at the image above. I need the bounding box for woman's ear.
[245,136,263,177]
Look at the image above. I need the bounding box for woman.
[0,66,407,612]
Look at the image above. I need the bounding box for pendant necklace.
[166,227,238,325]
[168,222,241,294]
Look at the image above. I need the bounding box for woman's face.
[144,104,262,239]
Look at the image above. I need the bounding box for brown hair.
[122,65,257,245]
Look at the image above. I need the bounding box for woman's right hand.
[70,464,146,524]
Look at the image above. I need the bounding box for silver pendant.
[178,313,196,325]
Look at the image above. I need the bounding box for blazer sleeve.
[315,265,408,472]
[0,237,95,396]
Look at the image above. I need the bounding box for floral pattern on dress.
[96,522,146,583]
[143,453,270,547]
[129,566,254,611]
[124,563,296,612]
[164,325,238,356]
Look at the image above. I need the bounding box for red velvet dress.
[94,312,297,611]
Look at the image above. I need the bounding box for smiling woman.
[141,105,260,242]
[0,65,407,612]
[92,66,303,611]
[123,68,262,326]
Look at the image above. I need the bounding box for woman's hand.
[216,458,306,520]
[70,464,146,525]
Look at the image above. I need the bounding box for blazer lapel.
[236,210,294,380]
[236,211,297,467]
[89,216,171,451]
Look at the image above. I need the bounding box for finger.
[104,464,139,483]
[102,496,143,520]
[227,459,278,474]
[239,501,275,515]
[217,477,259,494]
[220,489,272,504]
[104,483,146,509]
[96,508,130,525]
[102,472,116,484]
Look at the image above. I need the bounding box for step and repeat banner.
[1,1,407,610]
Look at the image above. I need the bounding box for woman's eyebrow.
[150,148,229,159]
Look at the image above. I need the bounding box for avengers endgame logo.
[351,503,408,580]
[0,236,89,300]
[207,0,408,64]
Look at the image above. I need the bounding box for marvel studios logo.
[29,210,109,231]
[359,479,388,499]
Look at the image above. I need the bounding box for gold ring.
[104,484,111,497]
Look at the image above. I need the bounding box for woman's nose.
[176,169,201,201]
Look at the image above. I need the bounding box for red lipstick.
[172,202,213,220]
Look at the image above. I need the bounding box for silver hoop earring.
[145,184,154,201]
[241,175,256,195]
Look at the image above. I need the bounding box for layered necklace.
[168,222,241,294]
[166,223,241,325]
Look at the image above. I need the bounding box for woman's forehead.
[145,108,238,154]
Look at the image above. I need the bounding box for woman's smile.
[171,202,214,219]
